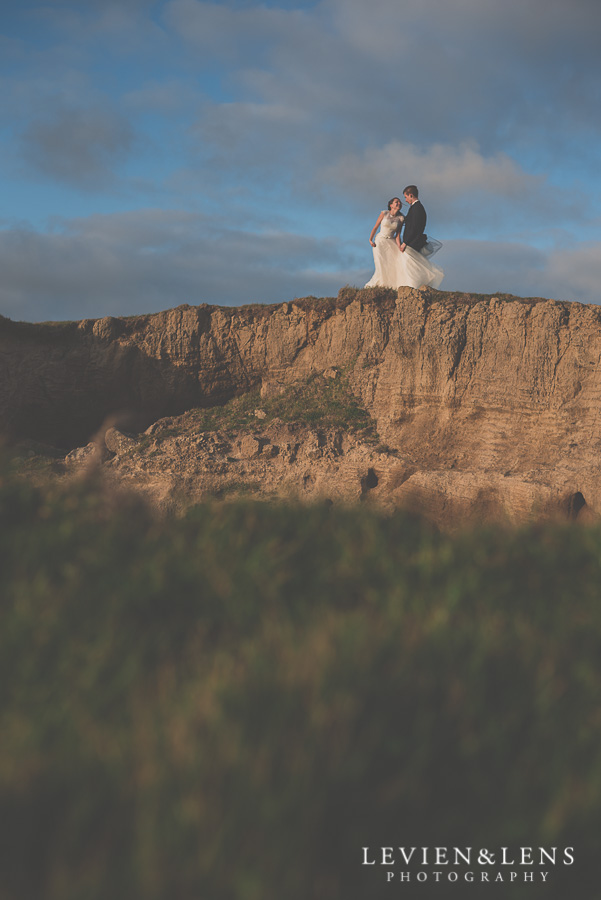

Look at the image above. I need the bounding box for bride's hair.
[387,197,402,210]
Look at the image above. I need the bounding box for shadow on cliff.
[0,290,396,451]
[0,307,267,449]
[1,320,208,449]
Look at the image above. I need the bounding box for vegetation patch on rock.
[150,370,378,444]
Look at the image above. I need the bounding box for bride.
[365,197,444,289]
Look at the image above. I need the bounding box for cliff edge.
[4,286,600,525]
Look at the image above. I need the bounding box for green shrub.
[162,371,378,442]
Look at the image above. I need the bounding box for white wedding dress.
[365,212,444,290]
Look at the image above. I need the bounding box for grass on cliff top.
[153,370,378,444]
[1,465,601,899]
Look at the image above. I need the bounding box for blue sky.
[1,0,600,322]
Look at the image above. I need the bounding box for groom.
[399,184,427,253]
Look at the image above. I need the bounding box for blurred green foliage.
[0,466,600,899]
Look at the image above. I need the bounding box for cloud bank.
[1,212,599,324]
[1,0,600,321]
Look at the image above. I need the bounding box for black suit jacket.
[402,200,427,251]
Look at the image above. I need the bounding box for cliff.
[4,286,601,525]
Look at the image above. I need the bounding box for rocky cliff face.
[5,286,601,525]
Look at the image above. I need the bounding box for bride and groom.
[365,185,444,290]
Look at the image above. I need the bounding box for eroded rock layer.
[4,286,601,523]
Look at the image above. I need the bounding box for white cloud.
[441,239,601,305]
[123,79,200,114]
[174,0,601,172]
[545,244,601,304]
[0,211,359,322]
[18,104,137,188]
[30,1,168,56]
[2,0,601,322]
[2,211,600,326]
[314,140,564,239]
[164,0,314,61]
[168,0,601,238]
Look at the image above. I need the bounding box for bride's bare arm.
[369,212,385,247]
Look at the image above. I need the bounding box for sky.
[1,0,600,322]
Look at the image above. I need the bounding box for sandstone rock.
[65,442,111,467]
[104,427,139,455]
[261,378,287,399]
[237,434,262,458]
[92,316,123,341]
[4,287,601,525]
[145,418,174,436]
